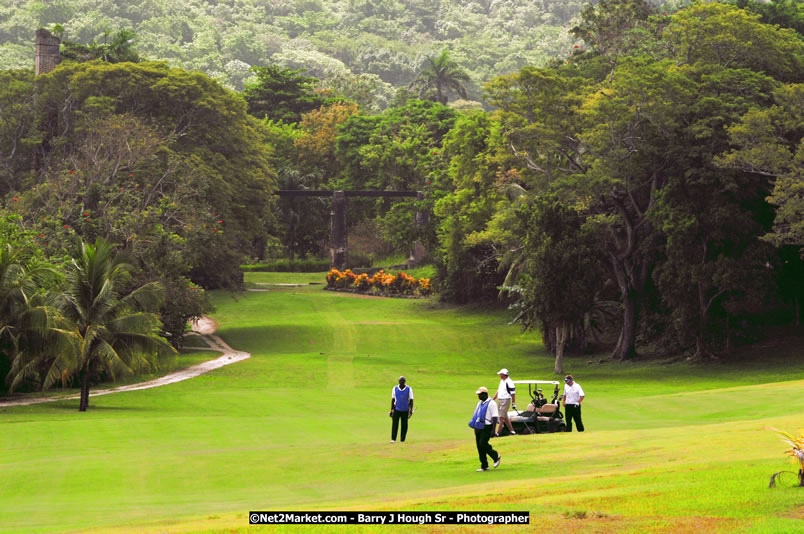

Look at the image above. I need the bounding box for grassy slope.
[1,273,802,534]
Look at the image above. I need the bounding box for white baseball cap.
[498,368,509,375]
[475,386,488,394]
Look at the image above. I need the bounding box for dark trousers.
[474,424,499,468]
[565,404,584,432]
[391,410,409,441]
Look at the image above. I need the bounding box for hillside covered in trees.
[1,0,599,102]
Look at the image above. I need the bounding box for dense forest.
[1,0,802,401]
[2,0,613,102]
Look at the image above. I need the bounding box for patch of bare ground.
[653,516,742,534]
[785,505,804,519]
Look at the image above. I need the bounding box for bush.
[243,258,330,272]
[326,268,432,297]
[347,252,374,269]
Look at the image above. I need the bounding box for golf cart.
[502,380,566,435]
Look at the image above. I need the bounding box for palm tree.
[409,50,471,105]
[12,238,175,411]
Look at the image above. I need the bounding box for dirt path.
[0,316,250,408]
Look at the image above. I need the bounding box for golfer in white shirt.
[561,374,585,432]
[492,368,516,436]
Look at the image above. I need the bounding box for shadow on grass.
[46,403,150,412]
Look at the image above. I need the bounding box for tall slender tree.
[409,50,471,105]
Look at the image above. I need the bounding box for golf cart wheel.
[558,423,567,432]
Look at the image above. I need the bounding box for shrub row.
[242,259,330,272]
[326,269,432,296]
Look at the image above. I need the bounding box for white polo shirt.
[475,399,499,424]
[563,382,585,404]
[496,377,516,400]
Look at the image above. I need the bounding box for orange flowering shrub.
[354,272,370,290]
[417,277,432,296]
[326,268,357,289]
[390,271,415,294]
[325,269,432,297]
[326,269,339,287]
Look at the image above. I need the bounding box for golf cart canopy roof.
[512,380,561,385]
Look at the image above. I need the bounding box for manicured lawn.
[1,274,802,533]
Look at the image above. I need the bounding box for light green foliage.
[60,28,140,63]
[570,0,658,64]
[336,99,456,192]
[434,111,516,302]
[0,0,586,102]
[663,2,804,81]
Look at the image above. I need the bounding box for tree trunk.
[542,320,556,354]
[724,315,732,354]
[554,323,569,374]
[288,198,296,261]
[690,279,719,361]
[254,237,266,262]
[611,292,637,360]
[795,295,800,328]
[79,367,90,412]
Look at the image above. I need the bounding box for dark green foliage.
[463,2,804,361]
[0,69,40,197]
[243,65,326,123]
[2,60,277,344]
[7,238,175,410]
[242,258,330,273]
[736,0,804,35]
[0,216,60,393]
[506,197,606,372]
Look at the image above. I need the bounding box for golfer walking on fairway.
[562,374,585,432]
[493,368,516,436]
[389,376,413,442]
[469,387,501,471]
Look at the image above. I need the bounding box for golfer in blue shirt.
[389,376,414,443]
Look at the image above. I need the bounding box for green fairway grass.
[1,273,802,533]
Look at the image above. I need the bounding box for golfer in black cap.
[561,374,585,432]
[469,387,501,471]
